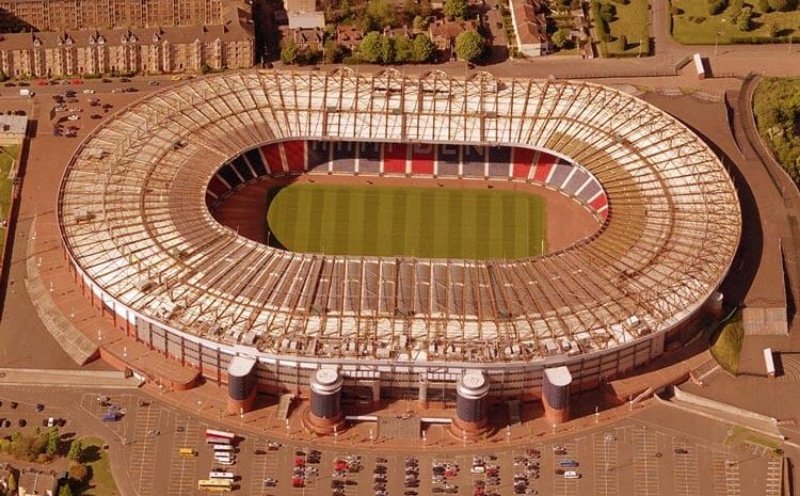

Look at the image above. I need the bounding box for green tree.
[455,30,484,61]
[340,0,352,20]
[598,3,616,22]
[323,40,342,64]
[394,35,413,62]
[444,0,468,18]
[358,31,384,62]
[737,6,753,30]
[280,40,298,64]
[727,0,743,20]
[757,0,771,12]
[551,28,572,48]
[6,472,16,494]
[411,33,435,61]
[366,0,396,28]
[46,428,59,456]
[767,21,779,37]
[379,35,396,63]
[59,484,74,496]
[67,439,83,462]
[403,0,419,23]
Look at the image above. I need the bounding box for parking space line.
[671,438,699,496]
[167,418,199,496]
[712,451,740,496]
[765,458,782,496]
[593,431,619,496]
[633,427,660,496]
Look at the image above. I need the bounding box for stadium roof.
[58,69,741,365]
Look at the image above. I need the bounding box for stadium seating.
[358,142,382,174]
[261,143,284,174]
[284,141,306,173]
[384,143,407,175]
[208,140,610,221]
[410,144,435,175]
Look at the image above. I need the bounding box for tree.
[455,30,484,61]
[403,0,419,23]
[67,439,84,463]
[727,0,743,20]
[767,21,779,37]
[598,3,616,22]
[394,35,413,62]
[411,33,435,62]
[737,6,753,30]
[46,428,59,456]
[551,28,572,48]
[444,0,468,18]
[757,0,772,12]
[68,464,91,484]
[366,0,395,29]
[323,40,342,64]
[379,35,396,64]
[280,40,298,64]
[59,484,74,496]
[6,472,16,494]
[358,31,384,62]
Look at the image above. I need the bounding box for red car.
[292,477,304,487]
[294,456,305,467]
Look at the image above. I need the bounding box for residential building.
[508,0,551,57]
[18,468,58,496]
[284,0,324,29]
[336,25,363,51]
[0,0,225,32]
[428,18,477,59]
[279,26,323,51]
[0,4,254,77]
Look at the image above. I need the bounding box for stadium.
[57,69,741,419]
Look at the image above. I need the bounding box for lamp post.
[604,432,614,472]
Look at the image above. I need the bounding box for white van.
[564,470,581,479]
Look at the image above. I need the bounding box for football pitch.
[267,183,547,259]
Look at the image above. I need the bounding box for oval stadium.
[57,69,742,418]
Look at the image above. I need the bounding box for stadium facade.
[57,70,741,419]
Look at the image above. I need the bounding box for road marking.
[765,458,782,496]
[633,427,660,496]
[593,431,619,496]
[167,417,199,496]
[671,439,699,496]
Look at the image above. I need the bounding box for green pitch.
[267,184,547,259]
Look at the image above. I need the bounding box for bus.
[212,445,235,453]
[179,448,196,457]
[208,471,235,480]
[205,429,236,441]
[206,436,232,446]
[197,479,232,492]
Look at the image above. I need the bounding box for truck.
[19,88,33,97]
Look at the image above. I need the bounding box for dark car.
[119,77,131,82]
[3,82,15,87]
[102,78,113,83]
[10,402,18,409]
[18,419,26,427]
[35,404,44,412]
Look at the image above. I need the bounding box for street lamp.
[604,432,614,472]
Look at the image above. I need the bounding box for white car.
[82,89,95,94]
[563,470,581,479]
[67,114,80,121]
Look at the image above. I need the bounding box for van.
[559,459,578,468]
[179,448,196,457]
[563,471,581,479]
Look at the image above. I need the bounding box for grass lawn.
[672,0,800,44]
[709,318,744,375]
[753,77,800,184]
[267,184,547,259]
[79,437,119,496]
[602,0,651,56]
[0,145,19,255]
